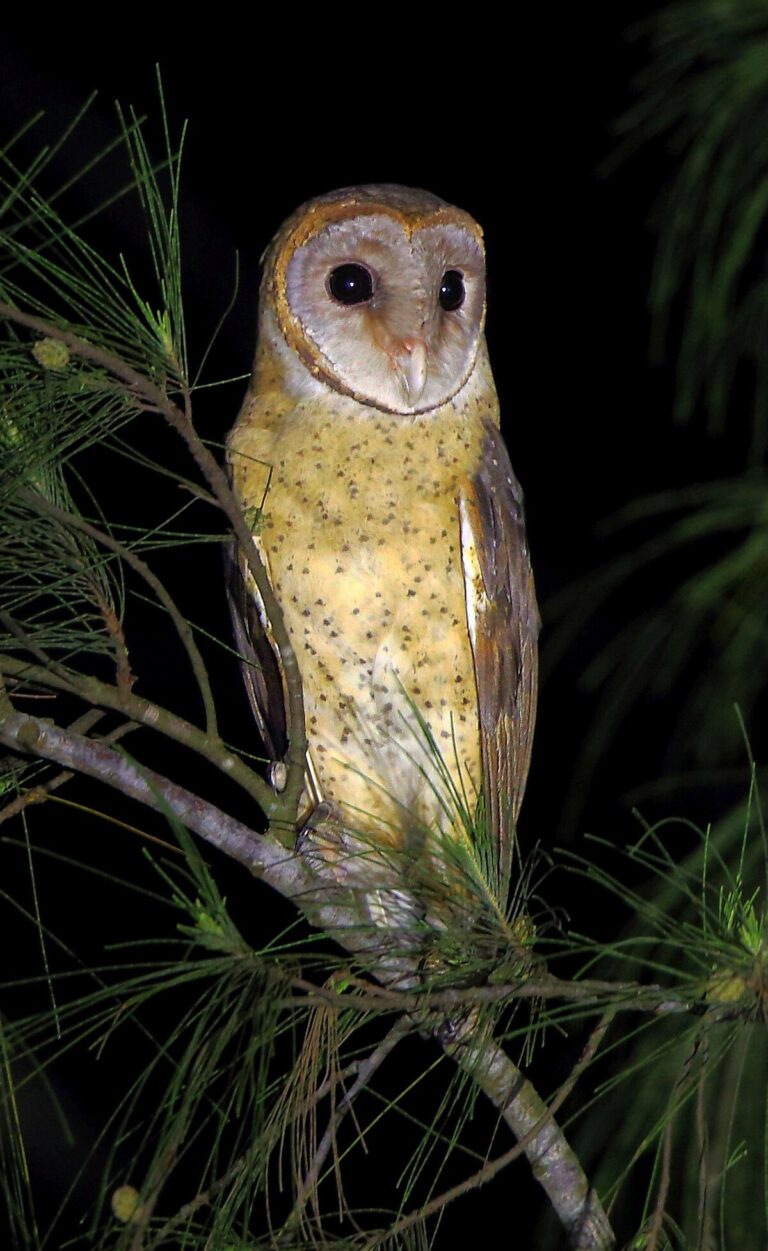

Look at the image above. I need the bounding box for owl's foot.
[296,802,426,963]
[295,799,344,853]
[430,1006,483,1047]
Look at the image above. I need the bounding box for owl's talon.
[295,800,343,852]
[267,761,287,791]
[432,1009,480,1047]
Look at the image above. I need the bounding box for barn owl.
[227,184,538,925]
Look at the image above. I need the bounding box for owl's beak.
[394,337,428,406]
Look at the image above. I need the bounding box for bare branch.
[147,1036,407,1251]
[0,700,425,971]
[0,707,301,886]
[157,389,308,820]
[443,1024,615,1250]
[96,588,134,695]
[0,707,133,825]
[0,706,404,955]
[0,611,74,686]
[367,1015,613,1249]
[287,972,697,1019]
[146,1158,247,1250]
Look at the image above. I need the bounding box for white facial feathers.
[282,212,486,414]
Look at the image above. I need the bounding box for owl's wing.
[460,419,539,878]
[224,538,289,766]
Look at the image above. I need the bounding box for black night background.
[2,10,764,1249]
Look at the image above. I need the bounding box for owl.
[227,184,538,923]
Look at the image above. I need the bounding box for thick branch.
[372,1016,612,1248]
[0,709,395,952]
[0,708,301,887]
[0,708,133,825]
[0,706,436,1009]
[445,1026,614,1251]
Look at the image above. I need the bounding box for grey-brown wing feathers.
[460,420,539,879]
[224,540,288,765]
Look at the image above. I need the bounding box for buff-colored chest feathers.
[228,392,493,844]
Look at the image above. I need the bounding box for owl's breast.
[230,396,492,843]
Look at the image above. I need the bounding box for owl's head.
[260,185,487,416]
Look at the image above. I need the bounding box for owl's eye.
[328,263,374,305]
[439,270,465,311]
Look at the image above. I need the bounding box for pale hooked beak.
[394,337,428,406]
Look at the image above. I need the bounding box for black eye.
[439,269,465,311]
[328,263,374,305]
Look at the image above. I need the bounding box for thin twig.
[287,972,697,1018]
[158,380,307,820]
[647,1116,673,1251]
[147,1044,391,1250]
[0,651,277,816]
[146,1157,247,1249]
[695,1037,710,1250]
[0,610,75,686]
[647,1025,707,1251]
[96,589,134,695]
[20,487,219,737]
[289,1016,411,1234]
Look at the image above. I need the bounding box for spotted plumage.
[227,185,538,894]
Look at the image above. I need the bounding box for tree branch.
[443,1022,615,1250]
[0,299,307,820]
[0,707,301,886]
[0,699,428,1006]
[0,651,278,816]
[287,972,698,1019]
[0,707,134,825]
[368,1015,612,1248]
[0,707,407,955]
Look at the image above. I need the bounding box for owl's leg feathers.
[295,801,426,975]
[297,800,424,923]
